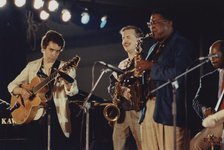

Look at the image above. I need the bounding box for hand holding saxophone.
[135,59,154,73]
[19,87,32,100]
[202,106,214,118]
[120,86,131,100]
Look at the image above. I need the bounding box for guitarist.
[190,40,224,150]
[7,30,79,150]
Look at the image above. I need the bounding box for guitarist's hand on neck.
[58,76,73,91]
[64,82,72,91]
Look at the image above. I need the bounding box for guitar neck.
[32,70,59,94]
[31,55,80,95]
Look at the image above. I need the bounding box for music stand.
[150,59,209,150]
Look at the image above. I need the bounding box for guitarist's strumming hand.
[120,86,131,100]
[13,87,32,100]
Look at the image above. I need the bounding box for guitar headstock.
[61,55,81,71]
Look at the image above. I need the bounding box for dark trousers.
[25,101,73,150]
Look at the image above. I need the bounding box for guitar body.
[10,77,48,124]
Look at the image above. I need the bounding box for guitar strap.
[51,60,61,74]
[46,60,61,100]
[37,59,60,78]
[37,60,61,100]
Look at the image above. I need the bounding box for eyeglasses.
[147,20,168,27]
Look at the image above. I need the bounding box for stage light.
[0,0,6,8]
[14,0,26,7]
[48,0,59,12]
[33,0,44,10]
[100,15,107,28]
[81,11,90,24]
[40,10,50,21]
[61,9,71,22]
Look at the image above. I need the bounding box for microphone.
[58,71,74,83]
[0,99,10,106]
[97,61,124,74]
[198,53,221,60]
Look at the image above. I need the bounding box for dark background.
[0,0,224,149]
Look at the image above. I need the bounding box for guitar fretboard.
[31,55,80,95]
[32,70,58,94]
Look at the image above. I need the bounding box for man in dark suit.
[136,8,195,150]
[190,40,224,150]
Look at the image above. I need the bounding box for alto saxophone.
[134,33,152,77]
[103,81,121,123]
[120,33,153,111]
[133,51,143,77]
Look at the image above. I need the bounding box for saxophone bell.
[103,82,121,125]
[103,103,120,122]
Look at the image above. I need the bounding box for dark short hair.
[119,25,144,38]
[41,30,65,50]
[151,8,174,21]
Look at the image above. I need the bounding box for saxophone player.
[107,25,145,150]
[136,8,195,150]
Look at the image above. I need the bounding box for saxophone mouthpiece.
[139,33,152,41]
[144,33,150,39]
[149,32,154,37]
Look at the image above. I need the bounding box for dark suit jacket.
[192,70,219,119]
[149,31,195,127]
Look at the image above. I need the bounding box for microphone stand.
[47,108,51,150]
[171,79,178,150]
[80,68,110,150]
[0,99,11,117]
[150,59,209,150]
